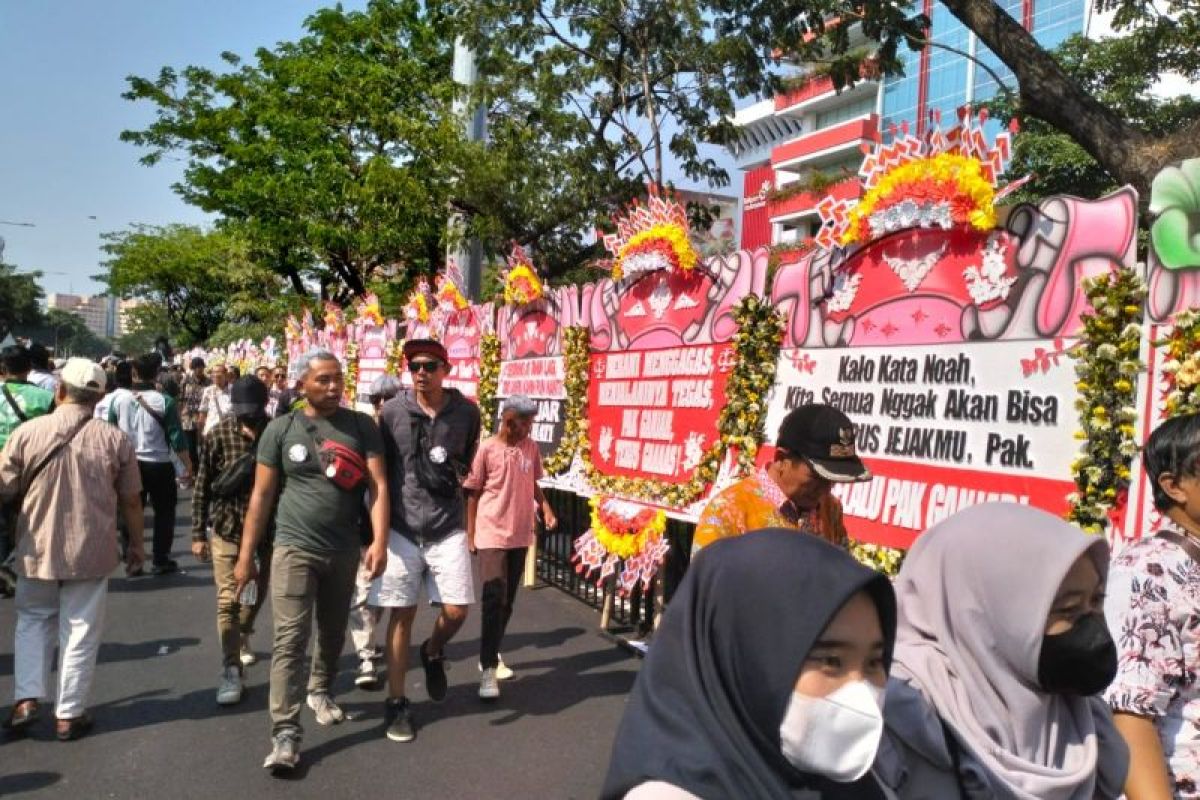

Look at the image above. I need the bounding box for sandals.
[4,699,39,731]
[55,713,93,741]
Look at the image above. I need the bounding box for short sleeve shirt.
[1105,533,1200,798]
[258,408,383,554]
[463,436,543,550]
[691,469,848,556]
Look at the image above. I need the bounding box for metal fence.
[537,488,695,633]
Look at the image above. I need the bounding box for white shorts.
[369,529,475,608]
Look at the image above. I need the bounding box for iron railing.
[536,488,695,633]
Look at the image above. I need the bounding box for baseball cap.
[403,338,449,364]
[776,404,871,482]
[230,376,269,416]
[61,358,107,392]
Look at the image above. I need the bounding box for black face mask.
[1037,612,1118,696]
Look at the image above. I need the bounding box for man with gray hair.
[1,358,144,739]
[464,394,557,700]
[235,349,389,774]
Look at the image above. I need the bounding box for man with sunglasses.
[370,338,480,743]
[692,404,871,555]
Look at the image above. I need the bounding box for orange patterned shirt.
[691,468,848,556]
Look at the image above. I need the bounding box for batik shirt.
[1105,531,1200,798]
[180,374,209,432]
[691,468,848,556]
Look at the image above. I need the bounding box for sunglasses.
[408,360,443,374]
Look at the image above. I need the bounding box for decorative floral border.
[542,326,591,475]
[577,296,784,508]
[1067,269,1147,534]
[1158,309,1200,415]
[477,333,501,434]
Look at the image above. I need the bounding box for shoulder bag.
[2,384,29,424]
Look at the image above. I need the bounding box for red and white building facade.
[731,72,881,255]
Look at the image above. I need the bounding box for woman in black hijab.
[601,529,897,800]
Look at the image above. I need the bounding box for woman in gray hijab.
[873,502,1129,799]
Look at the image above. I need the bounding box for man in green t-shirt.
[235,350,389,774]
[0,345,55,596]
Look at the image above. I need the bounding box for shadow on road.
[0,770,61,795]
[303,639,636,768]
[98,636,201,665]
[87,680,269,736]
[108,573,213,594]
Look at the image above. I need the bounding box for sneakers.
[385,697,415,742]
[151,559,179,576]
[419,639,448,702]
[355,658,379,690]
[306,692,345,726]
[216,666,243,706]
[479,655,515,681]
[263,733,300,773]
[479,668,500,701]
[239,635,257,667]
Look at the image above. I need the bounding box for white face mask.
[779,679,886,782]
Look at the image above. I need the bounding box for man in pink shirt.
[464,395,557,701]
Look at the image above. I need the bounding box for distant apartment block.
[44,294,145,340]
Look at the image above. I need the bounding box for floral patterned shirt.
[1105,532,1200,798]
[691,468,847,556]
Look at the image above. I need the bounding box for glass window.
[815,96,877,129]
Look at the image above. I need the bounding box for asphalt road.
[0,500,639,799]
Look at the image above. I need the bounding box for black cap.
[230,376,269,416]
[776,404,871,482]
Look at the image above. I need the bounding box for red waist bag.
[319,438,367,491]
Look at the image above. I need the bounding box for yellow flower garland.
[589,498,667,560]
[614,222,699,280]
[1067,269,1146,534]
[477,333,501,434]
[842,153,997,245]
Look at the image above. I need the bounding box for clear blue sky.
[0,1,739,299]
[0,0,367,297]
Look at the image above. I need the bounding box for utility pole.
[449,37,486,301]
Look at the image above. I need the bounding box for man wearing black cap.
[191,376,273,707]
[693,404,871,554]
[371,338,481,743]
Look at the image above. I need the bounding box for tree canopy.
[121,0,464,301]
[97,224,282,346]
[0,263,44,337]
[709,0,1200,197]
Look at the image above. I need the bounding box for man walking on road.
[197,361,232,437]
[1,358,144,740]
[235,350,389,774]
[371,338,481,743]
[109,355,193,575]
[192,376,273,706]
[180,357,209,467]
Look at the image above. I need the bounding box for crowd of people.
[2,336,1199,798]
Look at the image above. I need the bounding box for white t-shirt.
[200,384,232,435]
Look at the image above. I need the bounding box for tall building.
[45,293,112,340]
[728,0,1089,251]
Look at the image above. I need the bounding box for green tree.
[32,309,111,360]
[121,1,464,301]
[0,263,45,337]
[711,0,1200,198]
[451,0,740,279]
[989,35,1200,205]
[97,224,275,346]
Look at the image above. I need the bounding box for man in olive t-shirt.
[235,350,389,774]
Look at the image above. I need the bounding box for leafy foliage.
[121,1,464,300]
[0,263,45,337]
